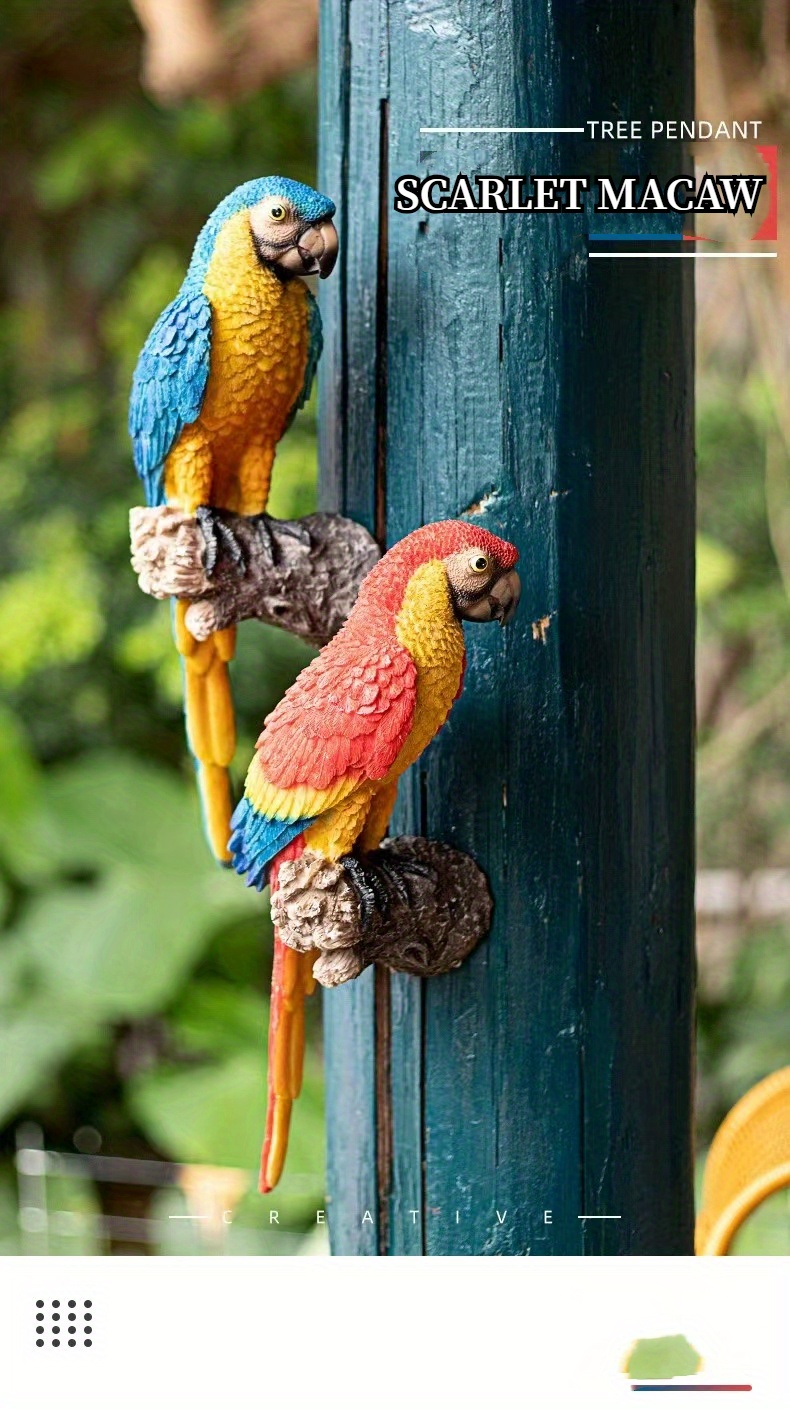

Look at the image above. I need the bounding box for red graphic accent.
[683,232,714,242]
[753,145,778,241]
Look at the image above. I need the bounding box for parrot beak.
[461,569,521,627]
[274,219,339,280]
[312,219,339,278]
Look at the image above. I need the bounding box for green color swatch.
[625,1335,702,1380]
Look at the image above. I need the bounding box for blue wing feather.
[129,287,212,507]
[228,797,316,891]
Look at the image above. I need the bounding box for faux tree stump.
[271,837,494,987]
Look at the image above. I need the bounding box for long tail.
[261,839,317,1194]
[174,601,236,863]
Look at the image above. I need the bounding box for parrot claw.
[386,855,436,883]
[339,854,390,927]
[372,854,413,906]
[340,850,435,925]
[247,512,278,568]
[371,851,438,909]
[363,861,394,916]
[196,506,246,577]
[373,851,433,906]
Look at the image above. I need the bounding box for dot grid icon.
[35,1299,93,1348]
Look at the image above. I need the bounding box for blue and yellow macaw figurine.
[129,178,338,861]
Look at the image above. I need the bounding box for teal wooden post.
[318,0,695,1255]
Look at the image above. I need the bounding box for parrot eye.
[469,554,489,574]
[268,203,287,222]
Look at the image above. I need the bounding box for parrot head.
[191,176,338,282]
[441,527,521,626]
[358,520,521,627]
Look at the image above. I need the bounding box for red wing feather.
[258,627,417,793]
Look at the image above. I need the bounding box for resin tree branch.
[129,504,380,646]
[270,836,494,988]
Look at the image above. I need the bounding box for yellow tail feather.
[175,602,237,863]
[213,626,237,663]
[183,653,236,764]
[196,761,234,863]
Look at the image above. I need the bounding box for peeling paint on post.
[319,0,695,1255]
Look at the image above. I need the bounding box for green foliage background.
[0,0,787,1254]
[0,1,324,1254]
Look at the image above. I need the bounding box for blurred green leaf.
[72,206,146,295]
[35,112,154,211]
[0,705,43,872]
[0,513,103,686]
[0,937,31,1005]
[130,1049,324,1172]
[170,980,269,1060]
[41,750,208,874]
[0,1165,22,1254]
[17,876,213,1019]
[115,608,183,704]
[205,909,273,986]
[0,389,100,523]
[102,246,184,388]
[265,417,317,519]
[0,997,99,1125]
[173,104,236,159]
[697,532,740,604]
[8,752,258,1019]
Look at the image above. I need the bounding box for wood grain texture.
[318,0,382,1254]
[320,0,695,1255]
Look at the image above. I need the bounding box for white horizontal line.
[589,251,777,259]
[578,1214,622,1219]
[419,126,585,134]
[168,1214,209,1220]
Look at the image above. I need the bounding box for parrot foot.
[195,506,246,576]
[271,837,493,988]
[339,849,436,925]
[339,854,392,927]
[372,851,437,901]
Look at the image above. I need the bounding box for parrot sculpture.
[129,177,338,862]
[229,520,521,1192]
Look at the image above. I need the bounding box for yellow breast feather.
[164,209,312,515]
[390,560,466,774]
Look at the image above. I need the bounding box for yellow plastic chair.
[696,1066,790,1254]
